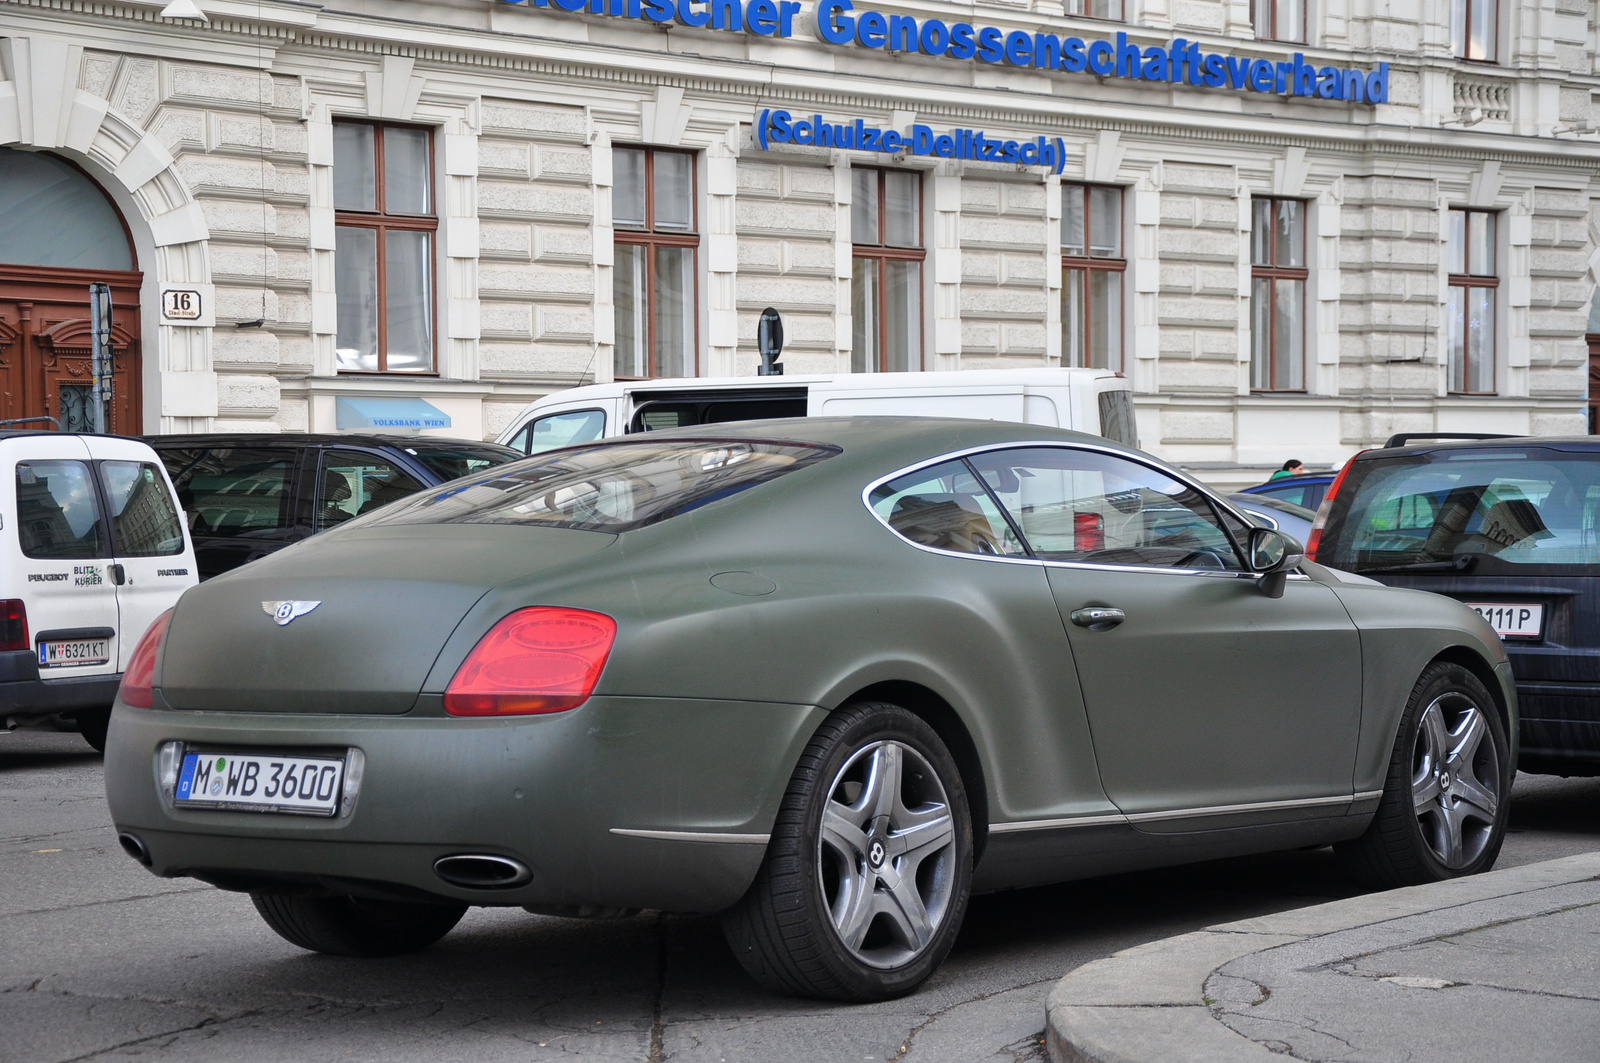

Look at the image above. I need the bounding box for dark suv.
[148,434,521,579]
[1308,436,1600,776]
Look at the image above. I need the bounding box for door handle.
[1070,607,1125,631]
[108,564,126,586]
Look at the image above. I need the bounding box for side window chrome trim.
[861,439,1260,578]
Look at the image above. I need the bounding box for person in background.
[1268,459,1304,482]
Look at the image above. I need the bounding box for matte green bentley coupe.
[104,419,1515,1001]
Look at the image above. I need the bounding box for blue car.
[1239,472,1337,514]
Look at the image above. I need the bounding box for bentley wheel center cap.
[868,839,886,869]
[1440,771,1452,792]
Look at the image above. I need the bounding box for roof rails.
[1382,432,1519,449]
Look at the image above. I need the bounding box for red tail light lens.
[1074,512,1105,552]
[1,600,27,653]
[1304,454,1364,561]
[444,607,616,717]
[119,609,173,709]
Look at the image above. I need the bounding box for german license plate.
[1464,602,1544,639]
[175,751,345,816]
[38,639,110,667]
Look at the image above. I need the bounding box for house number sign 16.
[162,289,202,320]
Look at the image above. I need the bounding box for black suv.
[148,434,521,579]
[1308,436,1600,776]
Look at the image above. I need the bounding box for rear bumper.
[103,696,825,912]
[1515,679,1600,774]
[0,650,120,720]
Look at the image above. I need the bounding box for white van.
[1,431,198,750]
[496,368,1138,455]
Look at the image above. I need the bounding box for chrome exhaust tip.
[432,853,532,890]
[118,832,152,867]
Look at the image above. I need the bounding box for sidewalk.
[1046,851,1600,1063]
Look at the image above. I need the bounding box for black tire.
[75,708,110,754]
[721,701,972,1002]
[1336,661,1510,889]
[250,892,468,957]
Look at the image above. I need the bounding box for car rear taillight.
[1074,513,1105,552]
[1,600,27,653]
[444,607,616,717]
[119,609,174,709]
[1304,454,1364,561]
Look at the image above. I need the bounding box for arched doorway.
[0,148,143,433]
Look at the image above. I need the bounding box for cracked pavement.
[5,727,1599,1063]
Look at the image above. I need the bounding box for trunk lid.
[157,525,616,714]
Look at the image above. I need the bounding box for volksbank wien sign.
[498,0,1389,104]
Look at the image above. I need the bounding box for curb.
[1044,850,1600,1063]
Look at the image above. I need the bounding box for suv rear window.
[1318,447,1600,573]
[356,439,837,534]
[1097,390,1138,448]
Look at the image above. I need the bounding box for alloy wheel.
[1410,692,1503,870]
[816,740,957,969]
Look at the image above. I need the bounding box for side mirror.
[1248,527,1304,599]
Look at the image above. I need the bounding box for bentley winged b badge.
[263,600,321,626]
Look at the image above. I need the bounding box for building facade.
[1,0,1597,481]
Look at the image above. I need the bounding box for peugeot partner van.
[496,368,1139,455]
[1,431,198,750]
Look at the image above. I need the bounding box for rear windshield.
[1318,447,1600,573]
[354,439,837,534]
[401,443,520,482]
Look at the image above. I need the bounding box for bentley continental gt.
[105,419,1516,1001]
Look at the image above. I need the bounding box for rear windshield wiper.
[1358,556,1478,575]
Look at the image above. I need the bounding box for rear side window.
[401,444,518,482]
[318,450,424,529]
[868,460,1027,557]
[1319,448,1600,572]
[357,439,836,533]
[164,447,295,539]
[15,461,106,559]
[1097,390,1138,448]
[100,461,184,557]
[1254,482,1314,508]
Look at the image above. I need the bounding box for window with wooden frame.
[1062,183,1125,371]
[1252,0,1305,43]
[613,147,699,379]
[1064,0,1125,20]
[1447,208,1498,395]
[1250,197,1308,392]
[1452,0,1498,62]
[851,167,923,374]
[332,121,437,374]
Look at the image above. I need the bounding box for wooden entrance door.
[0,264,143,434]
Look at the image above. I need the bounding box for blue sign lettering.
[756,110,1067,173]
[497,0,1388,103]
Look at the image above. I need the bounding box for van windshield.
[1318,448,1600,572]
[353,439,837,534]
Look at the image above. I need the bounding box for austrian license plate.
[38,639,109,667]
[175,751,345,816]
[1464,602,1544,639]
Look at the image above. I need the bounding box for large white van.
[496,368,1138,455]
[1,431,198,750]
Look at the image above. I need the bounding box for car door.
[8,437,120,678]
[966,445,1363,824]
[162,444,304,579]
[87,439,199,665]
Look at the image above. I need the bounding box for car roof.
[589,415,1144,468]
[1365,436,1600,458]
[144,433,516,452]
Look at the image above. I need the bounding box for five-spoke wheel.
[1337,662,1510,888]
[723,701,972,1001]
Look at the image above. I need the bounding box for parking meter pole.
[88,283,112,434]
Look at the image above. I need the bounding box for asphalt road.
[4,725,1597,1063]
